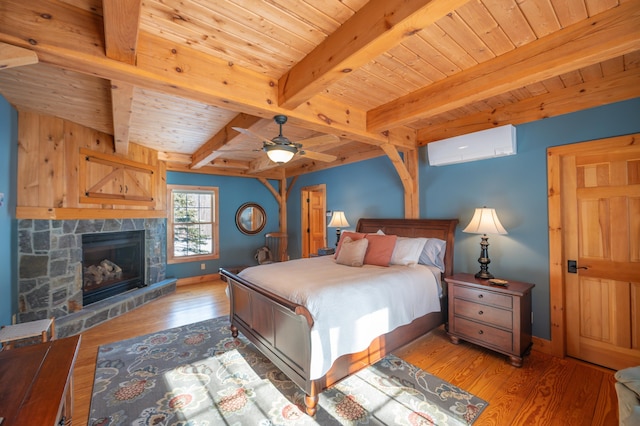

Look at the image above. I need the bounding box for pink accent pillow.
[334,231,365,258]
[363,234,397,267]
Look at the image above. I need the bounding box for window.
[167,185,219,264]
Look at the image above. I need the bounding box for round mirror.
[235,202,266,235]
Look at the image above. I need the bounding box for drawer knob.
[478,294,483,299]
[478,330,484,335]
[478,310,484,315]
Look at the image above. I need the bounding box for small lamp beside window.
[328,211,350,246]
[463,207,508,279]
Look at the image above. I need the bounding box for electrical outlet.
[201,263,206,270]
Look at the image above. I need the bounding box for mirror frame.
[235,202,267,235]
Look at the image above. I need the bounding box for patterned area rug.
[89,316,487,425]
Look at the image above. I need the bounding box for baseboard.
[532,336,553,355]
[176,273,221,286]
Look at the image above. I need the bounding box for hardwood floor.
[72,279,619,425]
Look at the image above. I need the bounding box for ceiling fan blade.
[231,126,273,145]
[299,134,340,149]
[299,150,337,162]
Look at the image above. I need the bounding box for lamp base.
[475,270,494,280]
[475,234,494,280]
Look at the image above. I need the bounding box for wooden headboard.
[356,218,458,278]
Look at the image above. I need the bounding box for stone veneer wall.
[17,218,167,324]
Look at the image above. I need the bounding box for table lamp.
[328,211,349,246]
[463,207,508,279]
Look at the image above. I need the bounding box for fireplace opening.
[82,230,146,305]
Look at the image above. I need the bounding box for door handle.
[568,260,588,274]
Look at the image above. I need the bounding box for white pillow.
[419,238,447,272]
[335,236,369,267]
[390,236,427,266]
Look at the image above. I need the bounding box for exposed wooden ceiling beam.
[367,2,640,132]
[277,0,468,109]
[0,41,38,70]
[103,0,142,154]
[190,113,262,169]
[417,70,640,145]
[103,0,141,65]
[380,143,413,194]
[165,160,283,180]
[210,158,249,170]
[110,80,134,153]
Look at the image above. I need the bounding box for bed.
[219,217,458,416]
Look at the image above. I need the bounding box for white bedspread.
[238,255,442,380]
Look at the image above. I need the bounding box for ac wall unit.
[427,124,517,166]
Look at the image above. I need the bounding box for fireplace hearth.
[82,230,145,305]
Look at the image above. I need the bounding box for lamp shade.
[328,211,349,228]
[463,207,507,235]
[264,144,297,163]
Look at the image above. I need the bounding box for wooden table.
[0,335,81,425]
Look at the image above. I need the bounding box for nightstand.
[445,273,534,367]
[311,248,335,257]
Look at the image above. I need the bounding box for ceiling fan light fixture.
[264,143,297,163]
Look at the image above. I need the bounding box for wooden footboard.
[223,269,314,394]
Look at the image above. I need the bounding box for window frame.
[167,184,220,264]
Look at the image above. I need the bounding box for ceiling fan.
[232,115,338,164]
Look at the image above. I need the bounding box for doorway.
[301,184,327,258]
[548,133,640,370]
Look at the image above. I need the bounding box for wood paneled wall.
[16,110,166,219]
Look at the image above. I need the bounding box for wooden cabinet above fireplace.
[79,148,156,207]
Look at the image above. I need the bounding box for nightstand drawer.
[454,298,513,329]
[454,285,512,309]
[453,316,513,351]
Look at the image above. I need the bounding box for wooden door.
[560,137,640,370]
[301,185,326,257]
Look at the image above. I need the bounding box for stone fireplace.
[17,218,174,337]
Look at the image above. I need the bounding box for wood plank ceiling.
[0,0,638,178]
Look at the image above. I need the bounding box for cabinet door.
[79,148,156,206]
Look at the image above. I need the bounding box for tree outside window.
[167,185,219,263]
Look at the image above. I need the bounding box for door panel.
[564,143,640,370]
[308,190,325,255]
[300,185,326,258]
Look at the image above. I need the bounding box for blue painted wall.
[291,97,640,340]
[287,156,405,254]
[0,95,18,325]
[165,172,282,278]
